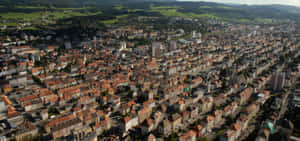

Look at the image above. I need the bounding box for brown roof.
[231,123,241,130]
[45,114,75,128]
[124,116,131,123]
[206,115,215,122]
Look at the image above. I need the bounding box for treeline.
[0,0,175,7]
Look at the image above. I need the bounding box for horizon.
[177,0,300,7]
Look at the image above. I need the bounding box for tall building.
[168,41,177,51]
[152,42,164,58]
[120,41,127,51]
[269,73,285,91]
[0,101,6,113]
[191,31,202,39]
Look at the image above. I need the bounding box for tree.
[199,137,209,141]
[166,132,178,141]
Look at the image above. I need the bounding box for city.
[0,0,299,141]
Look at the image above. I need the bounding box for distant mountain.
[0,0,176,6]
[1,0,300,23]
[269,4,300,14]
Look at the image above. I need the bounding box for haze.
[178,0,300,7]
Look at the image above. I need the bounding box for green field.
[0,6,102,27]
[101,14,128,24]
[114,5,123,10]
[0,11,102,21]
[148,5,219,19]
[128,9,144,12]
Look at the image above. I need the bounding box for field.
[0,10,102,21]
[101,14,128,24]
[148,5,219,19]
[0,6,102,28]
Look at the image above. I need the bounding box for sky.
[178,0,300,7]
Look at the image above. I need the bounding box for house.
[158,119,172,136]
[2,85,12,93]
[188,106,199,121]
[143,99,155,108]
[205,115,215,133]
[220,130,235,141]
[94,118,111,135]
[52,118,82,139]
[44,114,76,133]
[31,67,44,76]
[174,99,185,111]
[213,110,223,126]
[147,134,156,141]
[41,109,48,120]
[223,105,231,117]
[181,111,190,123]
[179,130,197,141]
[11,45,31,54]
[255,128,270,141]
[138,107,152,123]
[191,77,203,88]
[153,111,164,127]
[15,121,38,141]
[236,87,253,105]
[231,102,238,114]
[141,118,155,134]
[193,124,206,138]
[121,100,136,115]
[122,116,138,133]
[230,122,242,140]
[23,100,43,112]
[7,108,24,128]
[238,114,249,130]
[200,97,213,114]
[244,103,259,119]
[171,113,182,132]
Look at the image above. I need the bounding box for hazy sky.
[179,0,300,7]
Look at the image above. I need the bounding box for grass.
[0,22,18,26]
[101,14,128,24]
[236,18,252,23]
[22,26,39,30]
[16,6,47,9]
[148,5,219,19]
[255,18,273,23]
[218,6,235,10]
[150,6,181,9]
[114,5,123,10]
[128,9,144,12]
[0,12,44,21]
[216,129,225,137]
[0,9,102,26]
[200,6,235,10]
[101,19,118,24]
[200,6,212,9]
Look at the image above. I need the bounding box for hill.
[0,0,176,7]
[1,0,300,29]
